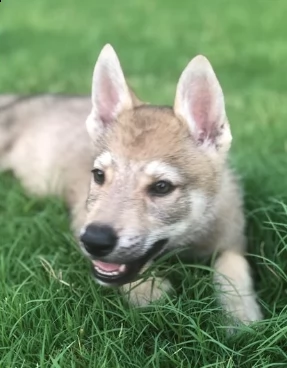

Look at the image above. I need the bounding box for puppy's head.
[80,44,232,286]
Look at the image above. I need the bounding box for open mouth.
[91,238,168,286]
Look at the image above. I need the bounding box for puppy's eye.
[148,180,175,197]
[92,169,105,185]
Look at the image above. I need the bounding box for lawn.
[0,0,287,366]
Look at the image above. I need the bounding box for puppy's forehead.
[107,105,190,161]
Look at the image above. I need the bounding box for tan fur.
[122,277,173,306]
[214,251,262,323]
[0,45,262,324]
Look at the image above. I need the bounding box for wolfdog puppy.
[0,45,262,323]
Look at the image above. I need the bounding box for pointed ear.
[87,44,140,139]
[174,55,232,154]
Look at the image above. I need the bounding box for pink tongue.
[94,261,121,272]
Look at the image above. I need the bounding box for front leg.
[121,276,173,307]
[213,250,262,323]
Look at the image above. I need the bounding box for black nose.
[80,224,118,257]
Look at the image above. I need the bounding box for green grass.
[0,0,287,366]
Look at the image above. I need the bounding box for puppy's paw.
[121,277,173,307]
[214,250,263,327]
[232,295,263,324]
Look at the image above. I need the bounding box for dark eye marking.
[148,180,175,197]
[91,168,105,185]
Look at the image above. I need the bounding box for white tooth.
[94,267,120,276]
[119,264,126,273]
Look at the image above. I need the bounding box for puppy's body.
[0,46,262,324]
[0,95,93,229]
